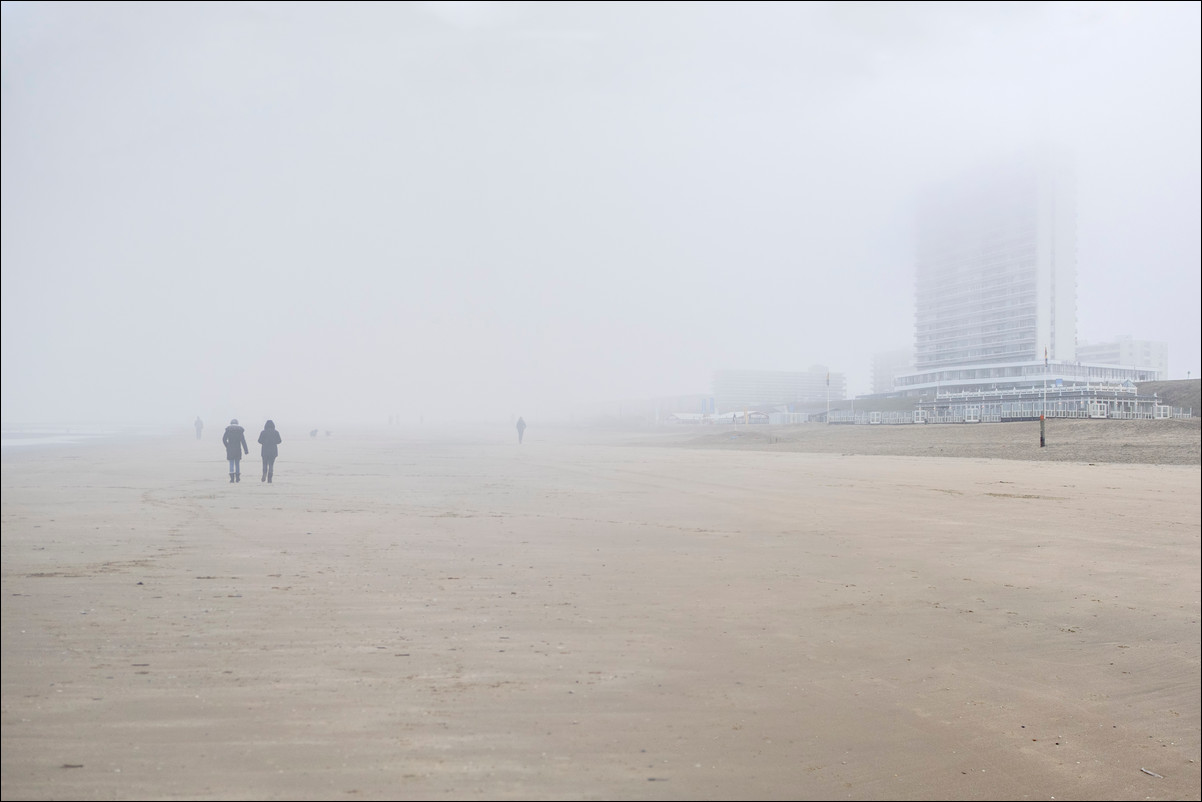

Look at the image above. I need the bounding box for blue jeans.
[228,459,240,473]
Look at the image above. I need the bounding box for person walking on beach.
[258,420,282,483]
[222,419,249,483]
[194,416,204,440]
[516,416,526,444]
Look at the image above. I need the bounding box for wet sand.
[2,421,1199,800]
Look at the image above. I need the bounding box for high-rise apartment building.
[914,148,1077,371]
[886,147,1153,395]
[870,349,914,394]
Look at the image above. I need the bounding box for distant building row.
[597,366,849,423]
[712,367,845,413]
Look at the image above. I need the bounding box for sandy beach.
[2,420,1199,801]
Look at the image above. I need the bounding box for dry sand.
[2,420,1199,801]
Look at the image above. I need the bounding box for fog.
[3,1,1199,428]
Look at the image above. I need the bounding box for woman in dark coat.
[258,420,282,483]
[222,419,249,483]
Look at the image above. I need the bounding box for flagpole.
[1041,347,1048,447]
[1043,347,1048,417]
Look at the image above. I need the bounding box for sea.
[0,422,172,451]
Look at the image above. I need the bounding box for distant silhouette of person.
[516,416,526,444]
[194,416,204,440]
[222,419,249,483]
[258,420,282,483]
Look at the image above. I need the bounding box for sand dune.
[654,416,1201,465]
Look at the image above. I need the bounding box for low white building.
[1076,336,1168,380]
[893,359,1160,397]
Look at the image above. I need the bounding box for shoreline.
[3,416,1199,464]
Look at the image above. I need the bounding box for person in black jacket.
[258,420,282,483]
[222,419,249,483]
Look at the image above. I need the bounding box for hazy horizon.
[3,1,1200,427]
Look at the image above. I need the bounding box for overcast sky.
[3,1,1199,427]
